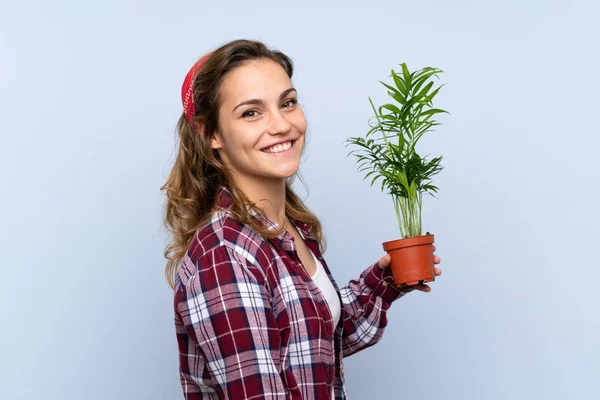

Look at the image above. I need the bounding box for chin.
[261,158,299,179]
[279,162,301,178]
[271,169,299,180]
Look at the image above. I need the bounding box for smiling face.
[212,58,307,188]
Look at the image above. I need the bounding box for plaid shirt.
[174,188,406,399]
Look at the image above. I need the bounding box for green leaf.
[419,108,448,117]
[389,91,406,106]
[401,63,412,87]
[391,70,408,95]
[411,68,443,94]
[380,104,402,114]
[370,173,382,187]
[425,84,444,103]
[415,81,434,100]
[379,81,404,97]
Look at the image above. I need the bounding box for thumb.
[378,253,391,269]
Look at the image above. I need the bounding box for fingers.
[434,255,441,264]
[400,283,431,293]
[435,268,442,276]
[414,284,431,292]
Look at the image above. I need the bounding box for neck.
[232,174,288,227]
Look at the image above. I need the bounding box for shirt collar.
[215,186,315,240]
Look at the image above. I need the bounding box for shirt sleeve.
[339,262,411,357]
[175,245,289,399]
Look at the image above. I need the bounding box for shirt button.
[382,281,388,287]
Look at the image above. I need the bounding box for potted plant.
[346,63,447,287]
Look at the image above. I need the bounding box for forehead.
[219,59,292,103]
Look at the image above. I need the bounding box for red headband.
[181,52,213,123]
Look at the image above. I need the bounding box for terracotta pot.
[382,233,436,287]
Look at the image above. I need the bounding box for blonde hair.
[161,39,325,289]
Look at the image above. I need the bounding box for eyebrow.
[232,88,297,113]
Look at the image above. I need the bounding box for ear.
[195,122,222,149]
[210,131,223,150]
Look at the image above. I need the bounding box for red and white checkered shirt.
[174,187,406,399]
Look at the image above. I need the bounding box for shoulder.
[175,209,278,290]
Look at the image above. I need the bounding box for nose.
[266,109,292,136]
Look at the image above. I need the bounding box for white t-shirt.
[309,250,341,330]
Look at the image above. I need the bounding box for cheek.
[295,108,307,129]
[220,128,260,163]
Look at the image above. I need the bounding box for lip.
[260,139,297,153]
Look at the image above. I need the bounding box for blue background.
[1,1,598,398]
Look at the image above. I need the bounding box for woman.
[162,39,442,399]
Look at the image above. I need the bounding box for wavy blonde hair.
[161,39,325,289]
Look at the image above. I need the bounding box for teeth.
[263,141,292,154]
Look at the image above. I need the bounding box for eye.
[242,109,258,118]
[282,98,298,109]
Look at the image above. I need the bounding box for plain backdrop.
[1,0,599,399]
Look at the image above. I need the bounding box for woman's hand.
[378,245,442,293]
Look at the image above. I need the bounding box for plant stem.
[395,189,423,238]
[392,196,404,238]
[420,194,423,234]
